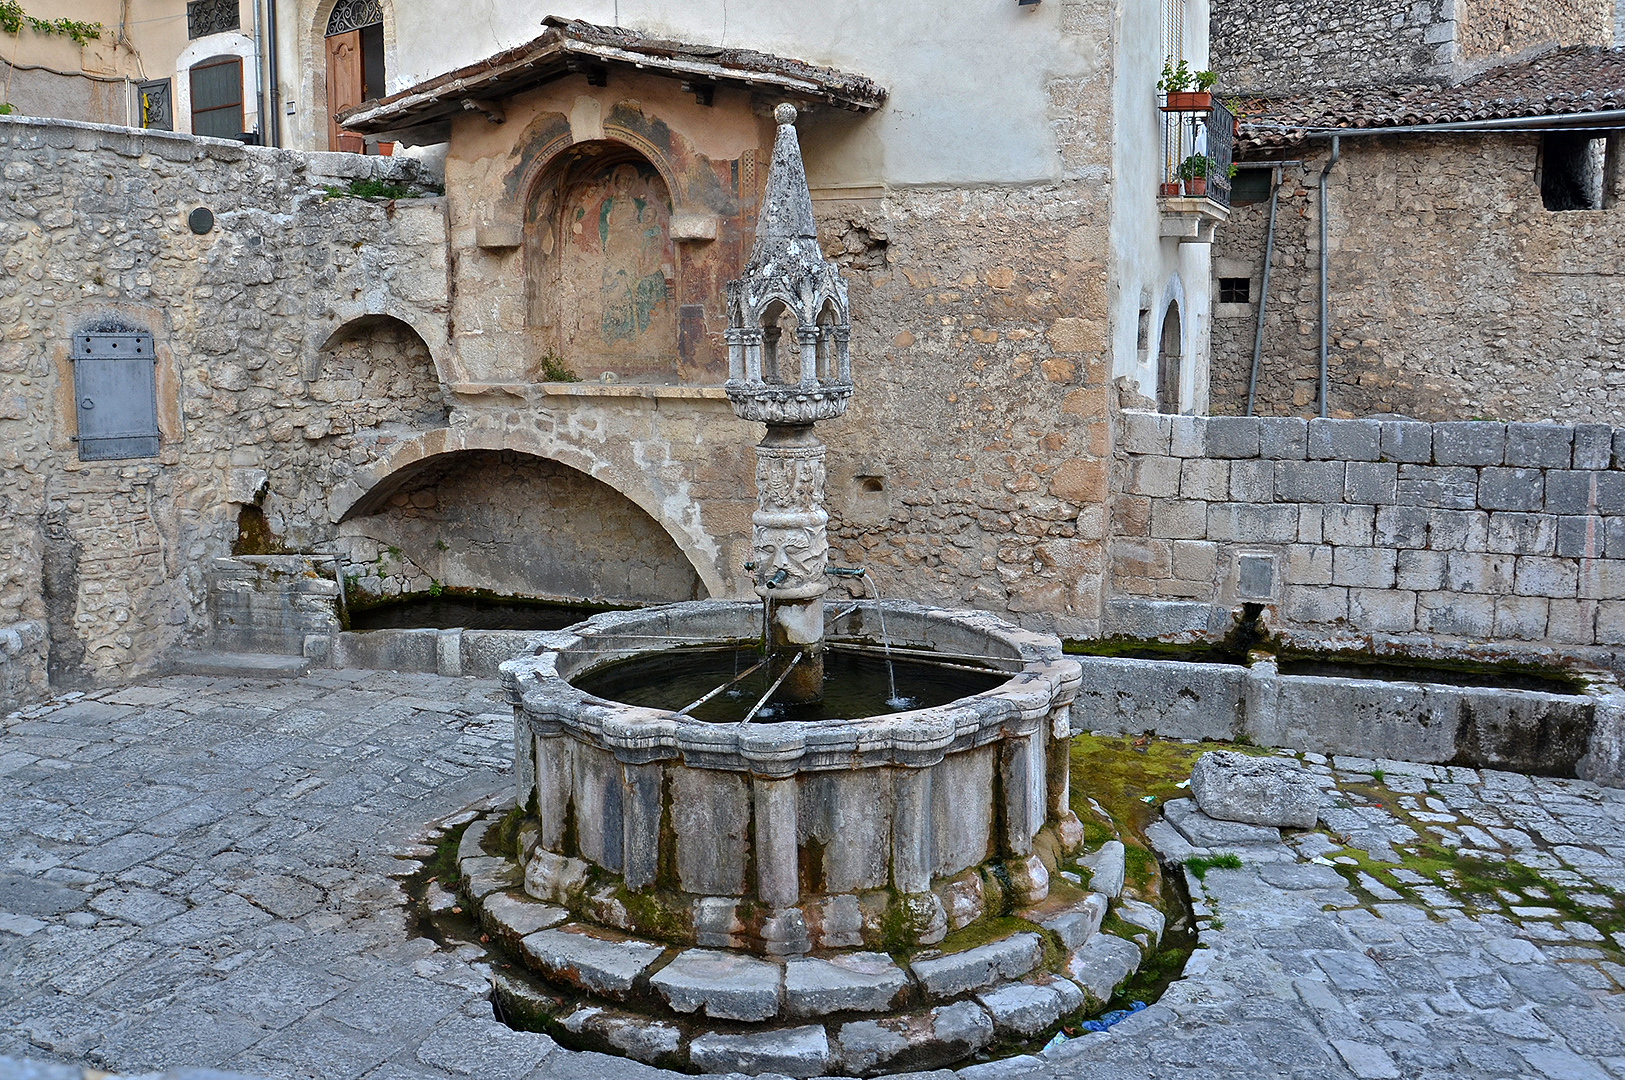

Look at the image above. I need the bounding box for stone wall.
[1456,0,1613,67]
[1211,0,1455,92]
[1110,411,1625,657]
[1211,135,1625,423]
[0,116,447,689]
[0,621,48,716]
[1211,0,1612,92]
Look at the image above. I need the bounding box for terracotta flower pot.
[1159,181,1181,197]
[1184,177,1207,197]
[1161,91,1212,112]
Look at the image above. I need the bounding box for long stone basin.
[499,599,1084,955]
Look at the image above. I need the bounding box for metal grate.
[1160,98,1234,208]
[186,0,238,39]
[326,0,383,36]
[138,78,172,130]
[72,332,160,461]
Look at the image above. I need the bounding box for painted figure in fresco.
[596,163,670,346]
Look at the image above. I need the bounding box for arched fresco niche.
[339,449,704,604]
[526,142,678,383]
[312,314,447,431]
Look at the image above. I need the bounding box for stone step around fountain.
[457,811,1159,1076]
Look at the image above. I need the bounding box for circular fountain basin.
[499,599,1085,955]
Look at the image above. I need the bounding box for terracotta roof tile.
[1239,46,1625,150]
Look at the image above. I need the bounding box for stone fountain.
[482,105,1126,1076]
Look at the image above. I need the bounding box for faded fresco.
[542,157,678,381]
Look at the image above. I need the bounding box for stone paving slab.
[4,671,1625,1080]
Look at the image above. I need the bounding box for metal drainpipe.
[1317,135,1340,419]
[250,0,266,141]
[266,0,281,147]
[1245,165,1282,416]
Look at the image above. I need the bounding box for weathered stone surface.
[559,1005,681,1065]
[910,932,1044,997]
[1164,798,1283,847]
[1082,840,1126,898]
[525,850,592,904]
[518,927,666,997]
[1065,932,1141,1004]
[482,891,568,946]
[1040,892,1107,949]
[1115,897,1166,945]
[1190,750,1321,828]
[784,952,907,1016]
[649,948,783,1021]
[975,975,1085,1036]
[833,1000,996,1076]
[688,1024,829,1078]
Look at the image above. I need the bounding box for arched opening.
[1156,302,1182,415]
[313,314,446,430]
[324,0,386,152]
[759,297,798,384]
[339,450,705,606]
[526,142,677,383]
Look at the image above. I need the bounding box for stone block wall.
[1110,411,1625,653]
[208,556,341,658]
[1211,0,1456,92]
[0,621,48,715]
[1211,0,1612,92]
[0,116,448,687]
[1211,135,1625,423]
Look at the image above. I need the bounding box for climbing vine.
[0,2,104,46]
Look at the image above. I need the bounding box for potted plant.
[1159,57,1217,112]
[1159,180,1182,197]
[1177,154,1210,197]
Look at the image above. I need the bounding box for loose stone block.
[785,952,907,1016]
[1040,892,1107,949]
[1189,751,1320,828]
[1081,840,1125,898]
[1115,898,1165,945]
[518,926,666,997]
[975,980,1069,1036]
[910,932,1044,997]
[650,948,783,1020]
[1065,933,1141,1005]
[482,892,567,947]
[1433,422,1506,466]
[689,1024,829,1078]
[1165,797,1284,845]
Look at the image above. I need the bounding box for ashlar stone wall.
[1211,135,1625,423]
[1112,411,1625,655]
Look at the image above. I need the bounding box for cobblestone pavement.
[4,672,1625,1080]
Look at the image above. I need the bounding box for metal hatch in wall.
[72,331,160,460]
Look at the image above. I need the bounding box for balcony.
[1158,98,1233,244]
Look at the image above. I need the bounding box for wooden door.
[326,30,364,152]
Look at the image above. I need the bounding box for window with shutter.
[72,332,160,461]
[190,56,244,140]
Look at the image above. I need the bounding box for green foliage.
[1157,57,1217,94]
[0,103,13,116]
[427,578,444,598]
[0,2,103,44]
[320,177,438,202]
[538,351,581,382]
[1183,852,1242,881]
[1177,154,1212,181]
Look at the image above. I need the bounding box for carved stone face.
[754,524,825,585]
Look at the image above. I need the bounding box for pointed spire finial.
[754,101,817,246]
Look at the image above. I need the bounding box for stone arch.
[524,140,679,382]
[303,0,398,151]
[1155,275,1188,415]
[332,428,727,598]
[337,449,704,605]
[173,33,261,138]
[310,314,447,429]
[304,302,449,384]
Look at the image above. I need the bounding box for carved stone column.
[752,423,829,704]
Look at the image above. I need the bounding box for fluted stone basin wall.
[499,600,1084,955]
